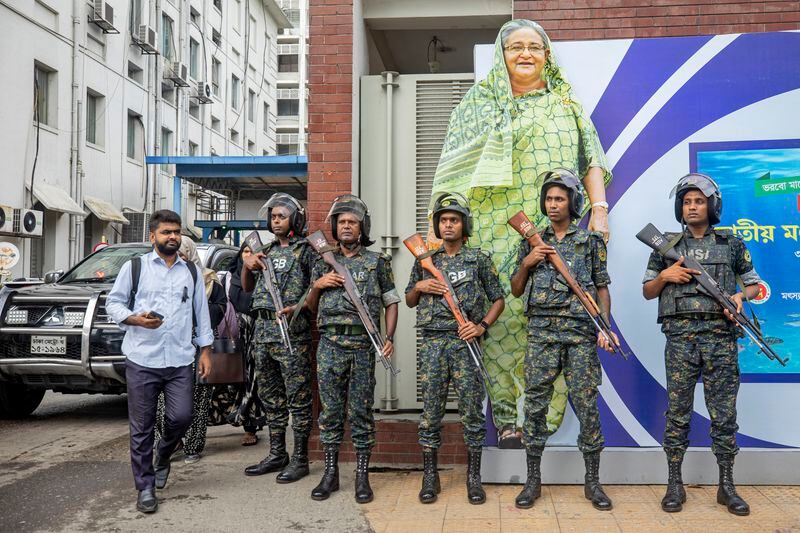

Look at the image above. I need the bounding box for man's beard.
[156,240,180,255]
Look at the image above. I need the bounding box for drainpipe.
[68,0,82,265]
[152,0,162,212]
[380,71,399,412]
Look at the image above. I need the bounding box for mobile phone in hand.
[147,311,164,320]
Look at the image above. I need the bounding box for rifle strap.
[317,244,338,254]
[736,273,762,333]
[523,227,538,239]
[289,287,310,328]
[659,233,684,256]
[416,248,437,260]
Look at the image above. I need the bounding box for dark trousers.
[126,360,193,490]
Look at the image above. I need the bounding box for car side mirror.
[43,270,64,284]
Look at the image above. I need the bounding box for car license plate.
[31,336,67,355]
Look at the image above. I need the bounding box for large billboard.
[476,30,800,449]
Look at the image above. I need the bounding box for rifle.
[403,233,497,392]
[636,223,788,367]
[307,230,400,375]
[507,211,628,358]
[244,231,294,356]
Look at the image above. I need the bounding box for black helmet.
[539,168,584,220]
[669,173,722,225]
[326,194,373,246]
[431,192,472,239]
[259,193,307,236]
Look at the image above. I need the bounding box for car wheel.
[0,382,46,419]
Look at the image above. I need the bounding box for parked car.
[0,242,237,418]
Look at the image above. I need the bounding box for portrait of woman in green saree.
[429,19,613,447]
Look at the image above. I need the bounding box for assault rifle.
[307,230,399,375]
[403,233,497,392]
[507,211,628,358]
[636,223,788,367]
[244,231,294,356]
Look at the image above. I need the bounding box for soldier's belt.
[322,324,368,336]
[255,309,278,320]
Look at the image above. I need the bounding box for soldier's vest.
[416,247,485,328]
[525,229,597,319]
[318,250,383,327]
[250,239,309,311]
[657,231,736,322]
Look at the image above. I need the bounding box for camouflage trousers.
[418,332,486,449]
[317,333,376,452]
[523,317,604,455]
[664,328,740,458]
[253,341,313,436]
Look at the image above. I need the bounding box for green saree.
[431,20,612,433]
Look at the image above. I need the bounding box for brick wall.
[307,0,355,236]
[513,1,800,40]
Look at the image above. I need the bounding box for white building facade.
[275,0,307,155]
[0,0,290,279]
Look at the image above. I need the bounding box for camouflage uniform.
[643,227,760,458]
[250,237,315,437]
[514,224,610,455]
[313,247,400,452]
[406,246,505,449]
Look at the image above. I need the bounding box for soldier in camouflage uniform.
[241,193,315,484]
[406,192,505,505]
[643,174,761,516]
[305,194,400,504]
[510,169,617,511]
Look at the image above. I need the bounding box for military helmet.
[326,194,373,246]
[259,193,307,236]
[539,168,584,220]
[669,173,722,225]
[431,192,472,239]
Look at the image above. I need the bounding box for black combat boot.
[354,452,373,504]
[716,454,750,516]
[244,430,289,476]
[661,457,686,513]
[584,452,613,510]
[311,447,340,501]
[419,448,441,504]
[466,447,486,505]
[515,453,542,509]
[276,433,310,484]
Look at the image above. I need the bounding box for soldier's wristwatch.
[386,335,394,343]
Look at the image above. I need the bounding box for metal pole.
[380,71,399,412]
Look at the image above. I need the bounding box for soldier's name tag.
[272,257,288,270]
[351,270,367,282]
[447,270,467,284]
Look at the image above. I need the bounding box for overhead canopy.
[145,155,308,200]
[83,195,130,224]
[32,182,87,216]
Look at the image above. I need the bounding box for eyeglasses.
[503,43,547,55]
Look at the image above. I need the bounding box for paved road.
[0,392,371,532]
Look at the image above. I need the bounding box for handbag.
[196,321,246,385]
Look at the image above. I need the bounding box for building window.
[277,99,299,117]
[262,102,269,133]
[127,61,143,84]
[127,111,143,161]
[233,0,241,32]
[160,128,172,170]
[277,144,297,155]
[189,141,199,156]
[161,84,175,105]
[161,14,174,60]
[86,90,104,147]
[230,129,239,143]
[285,9,300,27]
[33,63,55,127]
[189,38,199,79]
[247,140,255,153]
[231,75,240,109]
[211,58,221,95]
[212,28,221,47]
[211,115,220,132]
[249,16,256,49]
[278,54,298,73]
[190,6,201,25]
[189,100,200,120]
[247,89,255,122]
[213,0,222,12]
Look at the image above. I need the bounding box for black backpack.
[127,256,199,328]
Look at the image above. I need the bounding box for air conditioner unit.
[89,0,117,33]
[164,61,190,88]
[14,209,43,238]
[0,205,13,235]
[134,24,158,55]
[190,81,213,104]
